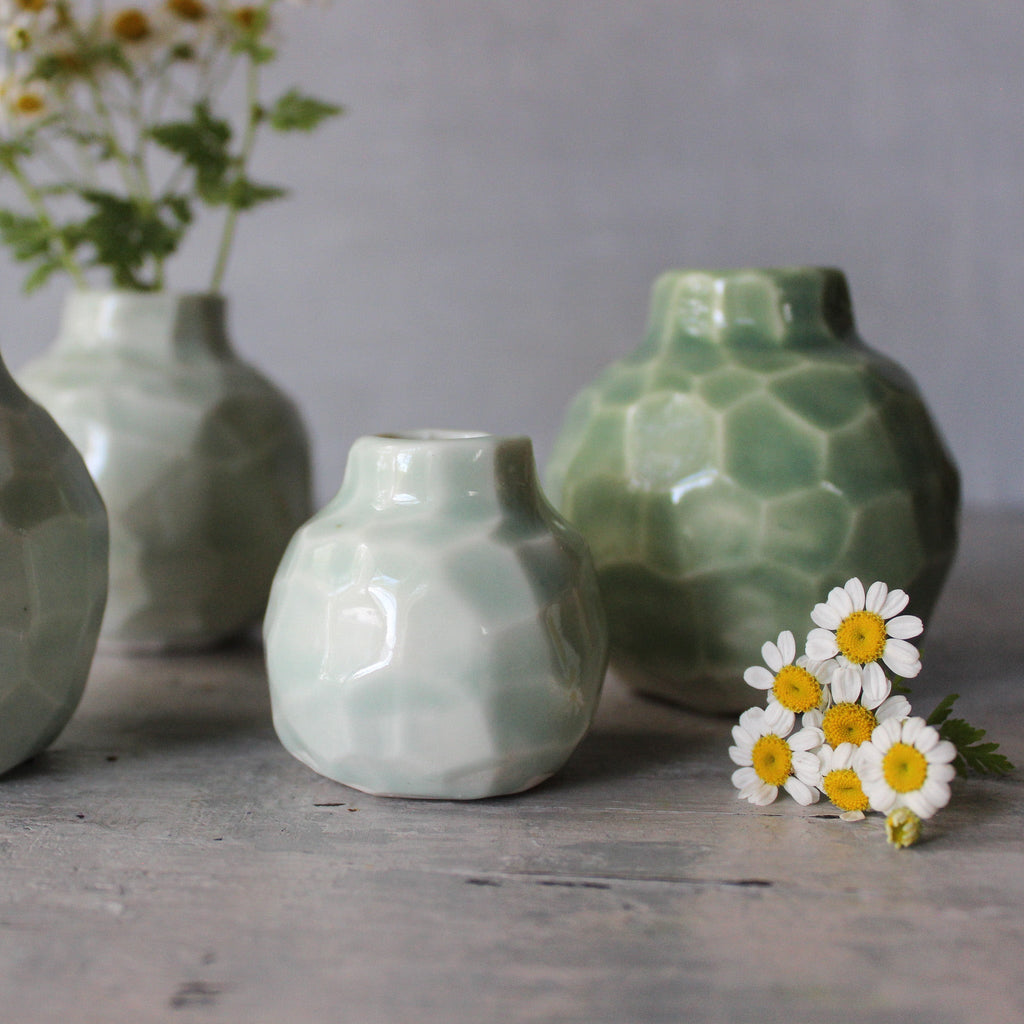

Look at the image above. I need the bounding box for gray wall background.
[1,1,1021,506]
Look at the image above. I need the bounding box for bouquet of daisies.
[0,0,340,292]
[729,578,1012,846]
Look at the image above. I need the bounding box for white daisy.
[816,741,871,814]
[803,663,911,749]
[856,716,957,819]
[743,629,831,716]
[806,578,923,684]
[729,702,823,806]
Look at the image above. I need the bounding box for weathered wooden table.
[2,509,1022,1024]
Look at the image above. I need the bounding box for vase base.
[612,652,751,717]
[97,626,258,658]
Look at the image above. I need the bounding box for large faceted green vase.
[545,267,960,713]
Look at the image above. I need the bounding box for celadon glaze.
[264,431,608,799]
[0,345,107,775]
[546,267,960,713]
[18,290,311,652]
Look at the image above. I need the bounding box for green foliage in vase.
[0,0,342,292]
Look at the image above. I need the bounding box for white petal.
[790,726,825,751]
[840,810,866,822]
[830,665,862,704]
[887,614,924,640]
[802,709,824,730]
[747,782,780,806]
[900,716,926,745]
[864,782,898,814]
[903,789,940,820]
[876,694,912,722]
[920,777,952,811]
[832,742,856,770]
[731,766,758,790]
[816,745,835,773]
[844,578,866,610]
[791,750,823,783]
[783,776,820,805]
[764,702,795,736]
[744,665,775,690]
[927,761,957,785]
[738,706,767,737]
[761,639,784,673]
[858,663,890,709]
[806,629,840,661]
[729,744,752,766]
[871,717,902,751]
[732,723,755,748]
[776,630,796,665]
[882,638,922,678]
[879,588,910,618]
[929,739,958,765]
[831,585,856,618]
[810,602,843,630]
[865,580,888,613]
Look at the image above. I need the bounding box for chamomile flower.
[729,702,823,806]
[803,663,911,749]
[857,716,957,819]
[743,629,831,716]
[806,578,923,691]
[817,742,870,814]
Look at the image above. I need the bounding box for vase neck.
[55,290,232,360]
[333,431,542,514]
[644,267,856,350]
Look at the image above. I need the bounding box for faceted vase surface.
[18,290,312,652]
[0,345,107,774]
[264,430,609,799]
[546,267,960,713]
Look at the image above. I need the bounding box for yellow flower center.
[167,0,207,19]
[112,9,152,42]
[822,768,870,812]
[16,0,48,12]
[13,92,45,116]
[751,734,792,788]
[231,6,268,32]
[882,742,929,793]
[821,702,877,748]
[772,664,822,714]
[835,609,888,665]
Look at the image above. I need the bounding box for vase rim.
[371,429,513,443]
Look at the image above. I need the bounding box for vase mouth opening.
[375,429,494,442]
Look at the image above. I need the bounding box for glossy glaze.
[264,431,608,799]
[546,267,960,713]
[0,349,107,774]
[18,290,311,652]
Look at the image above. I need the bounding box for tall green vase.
[546,267,960,713]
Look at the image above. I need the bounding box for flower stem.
[5,157,87,288]
[208,54,262,293]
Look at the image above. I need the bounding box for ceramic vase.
[18,290,312,653]
[264,430,609,799]
[546,267,960,713]
[0,343,108,775]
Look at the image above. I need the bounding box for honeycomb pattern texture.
[265,432,608,799]
[0,361,108,775]
[546,268,960,713]
[18,291,311,652]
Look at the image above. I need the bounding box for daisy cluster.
[0,1,340,291]
[729,578,959,843]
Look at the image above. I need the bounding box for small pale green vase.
[546,267,960,713]
[0,345,108,775]
[265,431,609,799]
[18,290,312,653]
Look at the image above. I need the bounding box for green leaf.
[149,101,232,193]
[78,190,191,290]
[927,694,1015,778]
[0,210,56,261]
[268,90,344,132]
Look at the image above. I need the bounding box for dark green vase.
[546,267,960,713]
